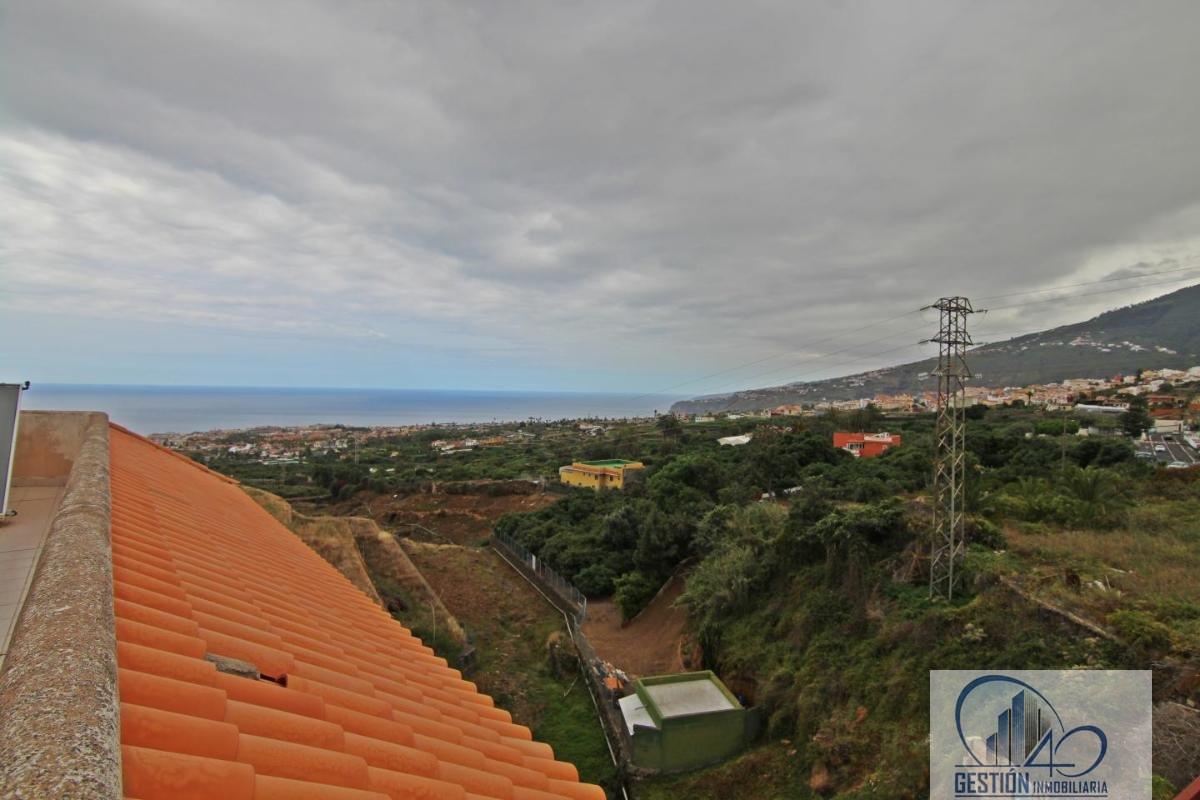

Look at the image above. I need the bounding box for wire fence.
[488,533,635,792]
[492,531,588,624]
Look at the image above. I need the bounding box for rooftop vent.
[0,382,29,518]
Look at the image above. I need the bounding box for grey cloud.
[3,0,1200,391]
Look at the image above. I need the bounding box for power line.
[684,321,933,399]
[643,272,1199,412]
[976,264,1200,301]
[697,338,938,403]
[966,351,1184,375]
[690,322,1180,405]
[623,307,927,404]
[970,329,1041,341]
[985,273,1200,311]
[675,326,1185,413]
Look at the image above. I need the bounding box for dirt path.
[582,573,687,677]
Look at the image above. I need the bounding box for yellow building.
[559,459,645,490]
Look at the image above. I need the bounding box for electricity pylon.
[928,296,975,601]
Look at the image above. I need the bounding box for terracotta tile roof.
[1177,774,1200,800]
[109,425,605,800]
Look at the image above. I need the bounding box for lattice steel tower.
[928,296,975,601]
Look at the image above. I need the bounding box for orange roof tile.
[109,425,604,800]
[1177,774,1200,800]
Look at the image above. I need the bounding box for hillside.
[207,406,1200,796]
[242,486,468,649]
[672,283,1200,413]
[243,486,619,790]
[488,407,1200,796]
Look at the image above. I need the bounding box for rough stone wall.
[0,413,120,799]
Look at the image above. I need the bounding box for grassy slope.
[1000,496,1200,653]
[402,541,618,792]
[640,511,1199,799]
[243,487,617,790]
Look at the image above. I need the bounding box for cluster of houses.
[673,366,1200,425]
[429,435,508,454]
[153,421,542,464]
[150,425,380,464]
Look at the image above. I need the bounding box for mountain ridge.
[670,283,1200,413]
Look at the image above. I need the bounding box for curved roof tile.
[110,425,604,800]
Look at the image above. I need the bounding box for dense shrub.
[573,563,616,596]
[1109,610,1173,657]
[966,516,1006,549]
[613,571,659,620]
[1072,438,1135,468]
[1034,418,1080,436]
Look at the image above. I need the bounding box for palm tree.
[1061,466,1127,527]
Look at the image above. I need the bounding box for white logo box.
[930,670,1152,800]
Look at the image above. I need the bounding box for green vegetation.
[398,543,620,791]
[1121,395,1154,437]
[198,418,662,501]
[482,614,616,788]
[494,406,1148,615]
[486,406,1198,795]
[205,398,1200,796]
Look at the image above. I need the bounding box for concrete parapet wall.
[0,412,120,799]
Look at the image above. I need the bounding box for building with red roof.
[832,431,901,459]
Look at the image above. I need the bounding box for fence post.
[491,532,588,626]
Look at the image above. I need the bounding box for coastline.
[21,383,680,435]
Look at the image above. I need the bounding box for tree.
[574,563,616,596]
[1072,438,1133,468]
[613,571,658,620]
[1120,397,1152,438]
[633,508,693,577]
[1061,466,1129,527]
[843,403,883,432]
[648,453,725,510]
[656,414,683,437]
[601,503,642,550]
[694,504,738,554]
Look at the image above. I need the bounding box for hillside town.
[147,366,1200,470]
[751,365,1200,421]
[148,422,545,465]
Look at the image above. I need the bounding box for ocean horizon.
[21,384,682,435]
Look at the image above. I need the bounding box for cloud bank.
[3,1,1200,392]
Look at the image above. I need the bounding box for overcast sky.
[3,1,1200,395]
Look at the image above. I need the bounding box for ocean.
[19,384,679,435]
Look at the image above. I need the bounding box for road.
[1135,432,1197,466]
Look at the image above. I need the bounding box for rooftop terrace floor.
[0,483,65,669]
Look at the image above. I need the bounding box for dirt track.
[582,573,687,677]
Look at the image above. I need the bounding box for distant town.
[755,365,1200,417]
[150,365,1200,465]
[149,422,538,466]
